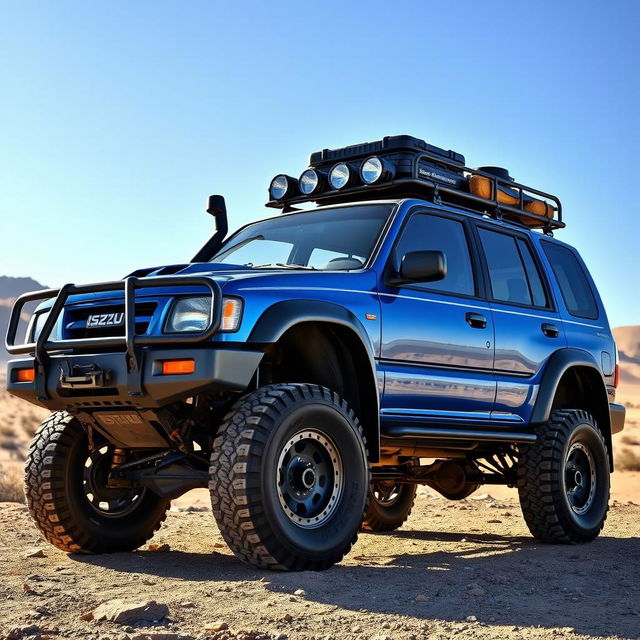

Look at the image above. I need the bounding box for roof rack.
[266,135,564,234]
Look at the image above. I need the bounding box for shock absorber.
[111,448,126,470]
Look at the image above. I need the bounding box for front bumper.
[6,347,263,411]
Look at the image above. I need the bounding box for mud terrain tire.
[518,409,610,544]
[209,383,369,571]
[362,482,417,532]
[25,411,170,553]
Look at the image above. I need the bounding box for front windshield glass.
[210,204,393,270]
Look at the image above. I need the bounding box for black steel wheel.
[276,429,344,528]
[25,412,170,553]
[209,384,369,571]
[83,445,146,518]
[362,481,417,532]
[517,409,610,543]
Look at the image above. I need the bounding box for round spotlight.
[269,174,297,200]
[361,156,383,184]
[329,163,351,190]
[299,169,319,195]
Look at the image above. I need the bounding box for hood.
[126,262,357,288]
[34,262,376,312]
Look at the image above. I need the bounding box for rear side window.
[517,238,548,308]
[542,242,598,319]
[394,214,475,296]
[478,228,547,307]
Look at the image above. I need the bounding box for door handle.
[541,322,560,338]
[466,312,487,329]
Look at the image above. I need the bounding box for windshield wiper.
[248,263,318,270]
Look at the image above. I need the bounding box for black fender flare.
[248,299,380,460]
[531,348,612,464]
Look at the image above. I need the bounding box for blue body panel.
[40,198,615,432]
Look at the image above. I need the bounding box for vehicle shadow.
[73,528,640,639]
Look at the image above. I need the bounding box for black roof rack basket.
[266,135,564,233]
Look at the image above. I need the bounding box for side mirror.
[392,250,447,285]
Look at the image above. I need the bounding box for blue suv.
[6,135,625,571]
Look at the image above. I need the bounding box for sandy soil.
[1,371,639,640]
[0,493,638,640]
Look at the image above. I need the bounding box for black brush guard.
[5,275,222,402]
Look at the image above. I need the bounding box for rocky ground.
[0,491,638,640]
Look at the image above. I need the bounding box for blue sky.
[1,1,638,327]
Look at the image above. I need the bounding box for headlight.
[299,169,319,195]
[165,296,243,333]
[269,174,298,200]
[165,297,212,333]
[329,163,351,189]
[361,156,383,184]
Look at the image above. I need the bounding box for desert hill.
[612,325,640,406]
[0,275,46,362]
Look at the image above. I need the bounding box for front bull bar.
[5,276,222,401]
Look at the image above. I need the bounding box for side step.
[382,425,536,443]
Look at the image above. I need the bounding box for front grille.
[63,302,158,339]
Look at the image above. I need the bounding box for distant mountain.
[0,276,47,362]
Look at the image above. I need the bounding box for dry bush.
[0,466,24,502]
[20,411,40,438]
[0,439,23,457]
[0,422,17,439]
[616,448,640,472]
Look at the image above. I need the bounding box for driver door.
[379,209,496,423]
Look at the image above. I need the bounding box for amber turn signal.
[15,368,35,382]
[161,359,195,375]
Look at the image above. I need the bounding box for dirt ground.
[1,376,639,640]
[0,490,638,640]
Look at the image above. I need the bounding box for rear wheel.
[25,412,170,553]
[362,481,417,532]
[209,383,369,571]
[517,409,610,543]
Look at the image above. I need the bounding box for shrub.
[616,448,640,472]
[0,423,17,439]
[20,412,40,438]
[0,466,24,502]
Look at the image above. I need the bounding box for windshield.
[211,204,393,270]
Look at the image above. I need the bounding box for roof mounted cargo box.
[267,135,564,234]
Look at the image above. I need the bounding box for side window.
[394,214,474,296]
[478,228,547,307]
[517,238,548,308]
[542,242,599,319]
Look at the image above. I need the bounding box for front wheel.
[362,482,417,532]
[25,412,170,553]
[517,409,610,543]
[209,384,369,571]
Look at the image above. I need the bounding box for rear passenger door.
[380,209,496,422]
[475,225,566,423]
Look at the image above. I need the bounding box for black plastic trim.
[530,349,607,426]
[610,403,626,434]
[248,299,380,460]
[381,425,537,443]
[6,347,263,410]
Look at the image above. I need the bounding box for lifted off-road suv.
[6,135,625,570]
